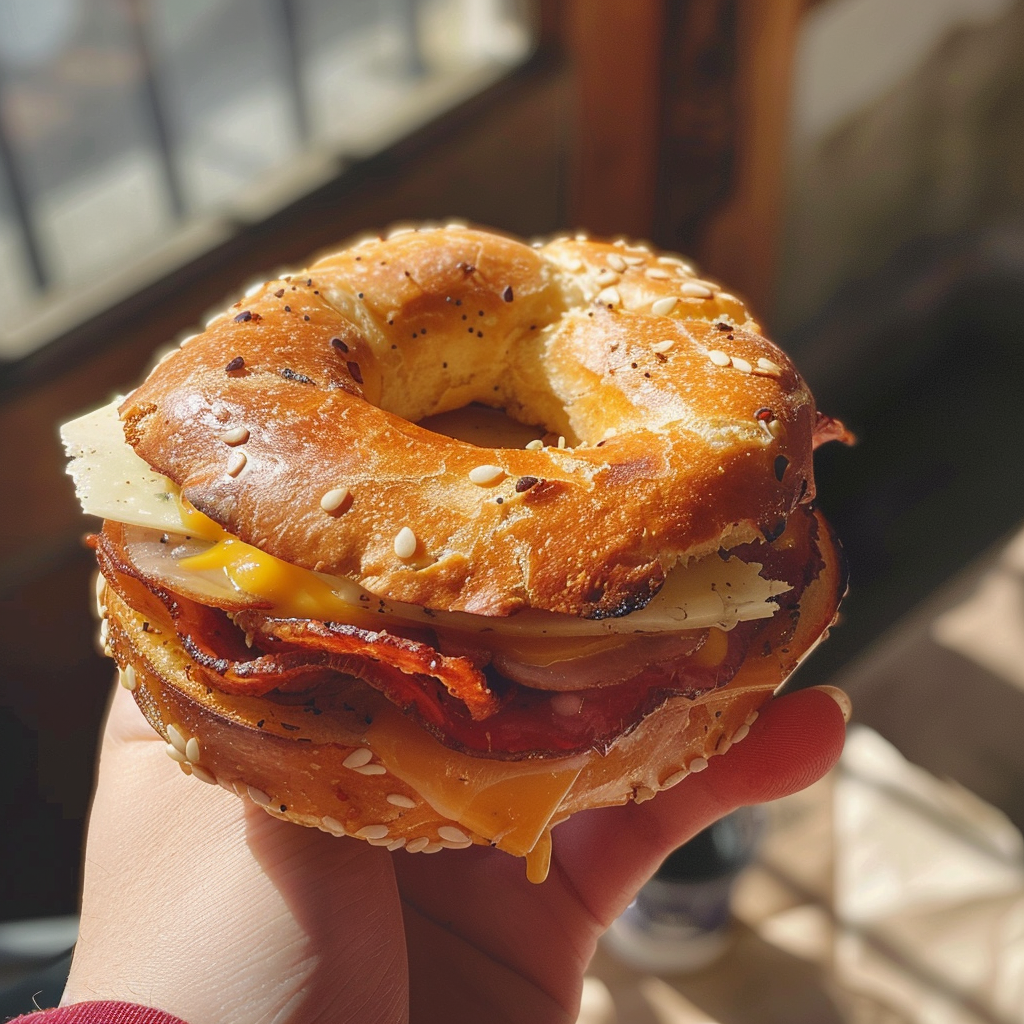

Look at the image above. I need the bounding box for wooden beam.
[565,0,665,238]
[695,0,807,322]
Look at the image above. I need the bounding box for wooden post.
[564,0,665,238]
[695,0,806,322]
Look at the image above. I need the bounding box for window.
[0,0,534,360]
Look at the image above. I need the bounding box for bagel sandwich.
[63,224,849,882]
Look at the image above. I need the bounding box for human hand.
[63,682,848,1024]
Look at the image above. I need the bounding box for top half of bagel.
[86,225,835,621]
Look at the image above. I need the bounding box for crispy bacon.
[813,411,856,449]
[95,512,819,759]
[94,523,499,717]
[232,613,500,720]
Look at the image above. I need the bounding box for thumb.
[554,685,849,924]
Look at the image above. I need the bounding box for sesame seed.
[226,451,247,477]
[661,768,689,789]
[185,737,200,762]
[745,710,760,726]
[322,816,347,834]
[645,268,671,280]
[179,761,192,776]
[597,286,621,306]
[387,838,407,850]
[393,527,417,559]
[225,356,245,372]
[366,836,394,846]
[353,763,387,776]
[165,743,187,763]
[575,232,589,241]
[515,476,539,492]
[422,843,443,854]
[651,297,678,316]
[342,748,373,769]
[234,310,252,323]
[219,426,249,446]
[386,793,417,808]
[247,785,272,805]
[406,837,430,853]
[355,824,390,840]
[330,337,349,353]
[437,825,470,843]
[191,765,217,785]
[634,786,657,804]
[320,487,350,513]
[680,281,713,298]
[167,724,188,754]
[768,419,783,438]
[606,253,627,272]
[623,255,645,266]
[525,439,544,450]
[688,757,709,773]
[708,350,731,366]
[756,356,782,375]
[468,464,505,486]
[651,339,675,353]
[594,269,619,286]
[119,665,137,691]
[502,285,514,302]
[557,435,566,449]
[731,356,753,373]
[731,723,750,744]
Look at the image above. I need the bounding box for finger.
[553,685,849,925]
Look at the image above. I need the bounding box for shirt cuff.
[9,1001,189,1024]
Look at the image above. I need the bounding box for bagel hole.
[419,403,572,449]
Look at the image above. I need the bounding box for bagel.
[64,224,849,882]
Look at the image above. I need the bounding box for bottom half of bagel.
[95,514,843,884]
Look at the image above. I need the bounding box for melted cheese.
[63,399,791,634]
[368,703,585,858]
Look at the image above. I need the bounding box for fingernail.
[811,685,852,723]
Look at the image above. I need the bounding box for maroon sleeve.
[8,1001,188,1024]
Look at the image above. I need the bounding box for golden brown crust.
[97,508,845,863]
[119,226,817,617]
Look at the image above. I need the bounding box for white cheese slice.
[62,399,791,634]
[62,401,183,533]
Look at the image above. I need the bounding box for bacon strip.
[233,613,500,720]
[94,514,821,759]
[813,411,856,449]
[94,523,499,718]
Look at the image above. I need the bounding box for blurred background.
[1,0,1023,1019]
